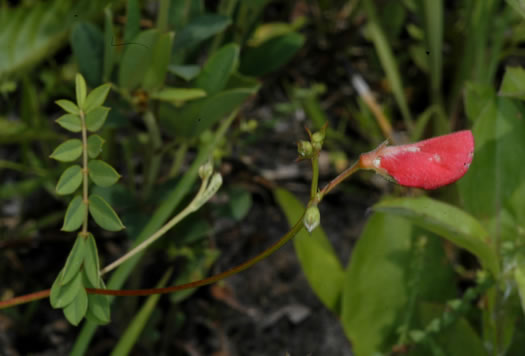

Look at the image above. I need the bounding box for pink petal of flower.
[360,130,474,189]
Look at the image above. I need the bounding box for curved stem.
[0,212,305,306]
[310,155,319,199]
[88,213,305,296]
[318,160,361,200]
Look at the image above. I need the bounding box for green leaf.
[374,196,499,276]
[63,286,88,326]
[142,31,174,91]
[56,165,83,195]
[56,99,80,115]
[459,86,525,219]
[75,74,87,109]
[499,66,525,100]
[123,0,140,42]
[171,14,231,53]
[274,187,344,313]
[341,212,455,355]
[85,107,110,132]
[89,194,125,231]
[119,29,160,90]
[167,64,201,81]
[87,135,105,159]
[50,269,65,308]
[84,84,111,114]
[463,83,495,122]
[240,33,305,76]
[195,43,239,96]
[507,0,525,20]
[150,88,207,104]
[56,113,81,133]
[71,22,104,87]
[86,292,110,325]
[83,233,100,288]
[50,139,82,162]
[88,160,120,187]
[160,87,258,138]
[62,195,86,232]
[52,270,84,308]
[61,235,87,285]
[228,186,252,221]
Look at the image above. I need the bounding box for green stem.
[100,173,210,275]
[310,155,319,199]
[142,111,163,198]
[318,160,360,201]
[80,110,89,236]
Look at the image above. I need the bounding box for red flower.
[359,130,474,189]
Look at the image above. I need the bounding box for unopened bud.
[311,131,324,151]
[303,205,321,233]
[297,140,313,158]
[199,161,213,180]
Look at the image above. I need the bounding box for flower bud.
[199,161,213,180]
[303,205,321,233]
[311,131,324,151]
[297,140,313,158]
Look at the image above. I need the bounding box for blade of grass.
[362,0,414,131]
[109,268,173,356]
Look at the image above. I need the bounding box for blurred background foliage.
[3,0,525,355]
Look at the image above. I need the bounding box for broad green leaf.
[142,31,174,91]
[89,194,125,231]
[50,139,82,162]
[150,87,206,104]
[61,235,87,285]
[160,87,258,138]
[56,99,80,115]
[63,287,88,326]
[274,187,344,313]
[53,270,84,308]
[88,160,120,187]
[463,83,496,122]
[342,212,455,356]
[171,14,231,53]
[167,64,201,81]
[71,22,104,87]
[240,32,305,77]
[86,292,110,325]
[374,197,499,276]
[87,135,105,159]
[84,83,111,114]
[62,195,86,232]
[515,255,525,315]
[85,107,110,132]
[111,269,173,355]
[83,233,100,288]
[75,74,87,109]
[119,29,160,89]
[56,165,83,195]
[459,86,525,220]
[499,66,525,100]
[195,43,240,96]
[56,113,81,133]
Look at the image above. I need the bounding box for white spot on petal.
[404,146,420,153]
[373,157,381,168]
[433,154,441,162]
